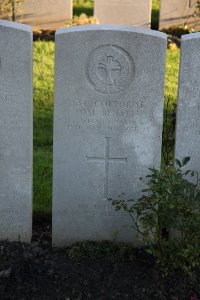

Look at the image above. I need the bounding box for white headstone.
[159,0,200,30]
[0,20,32,242]
[53,25,167,247]
[16,0,72,30]
[175,33,200,174]
[94,0,151,28]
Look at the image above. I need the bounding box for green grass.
[162,49,180,165]
[33,40,180,216]
[33,41,54,112]
[33,41,54,217]
[165,49,180,105]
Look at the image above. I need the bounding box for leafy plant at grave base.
[110,157,200,276]
[68,240,136,262]
[0,0,24,21]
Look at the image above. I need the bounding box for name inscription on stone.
[56,203,127,217]
[183,106,200,132]
[0,93,13,103]
[181,86,200,106]
[66,99,150,131]
[0,209,24,230]
[0,93,26,129]
[179,86,200,132]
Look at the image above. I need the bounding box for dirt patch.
[0,221,199,299]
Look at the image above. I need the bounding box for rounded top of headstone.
[181,32,200,41]
[0,20,32,32]
[56,24,167,40]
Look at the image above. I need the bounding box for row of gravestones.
[96,0,200,29]
[0,19,199,247]
[4,0,200,30]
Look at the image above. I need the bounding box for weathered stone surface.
[16,0,72,30]
[159,0,200,30]
[94,0,151,27]
[175,33,200,175]
[52,25,167,247]
[0,20,32,242]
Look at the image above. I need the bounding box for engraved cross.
[87,137,127,200]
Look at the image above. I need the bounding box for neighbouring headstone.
[175,33,200,175]
[16,0,72,30]
[0,20,32,242]
[52,25,167,247]
[159,0,200,30]
[94,0,151,27]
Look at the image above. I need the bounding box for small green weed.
[68,240,136,262]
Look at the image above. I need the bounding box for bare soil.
[0,221,199,300]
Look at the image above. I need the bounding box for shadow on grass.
[33,111,53,216]
[151,8,159,30]
[34,111,53,148]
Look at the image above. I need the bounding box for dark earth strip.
[0,221,199,300]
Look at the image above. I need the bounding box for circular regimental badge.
[86,45,134,94]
